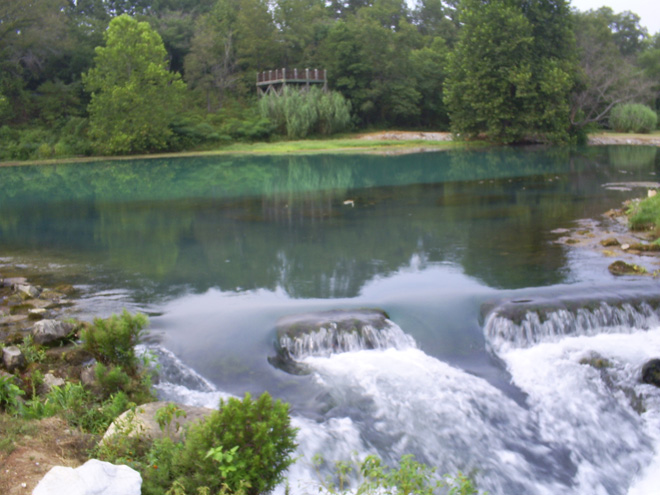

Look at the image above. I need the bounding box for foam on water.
[142,315,660,495]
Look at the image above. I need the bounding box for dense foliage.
[0,0,658,156]
[172,392,297,495]
[609,103,658,133]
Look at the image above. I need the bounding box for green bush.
[0,374,24,413]
[171,392,297,495]
[82,310,148,375]
[609,103,658,133]
[314,454,479,495]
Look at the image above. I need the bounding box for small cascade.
[484,301,660,353]
[136,344,232,407]
[278,321,416,360]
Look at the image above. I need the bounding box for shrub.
[82,310,148,375]
[171,392,297,495]
[259,87,352,139]
[609,103,658,134]
[0,374,24,413]
[314,454,479,495]
[628,195,660,236]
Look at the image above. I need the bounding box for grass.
[0,133,467,167]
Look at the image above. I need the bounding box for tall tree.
[444,0,574,143]
[83,14,187,154]
[570,9,654,130]
[184,0,240,111]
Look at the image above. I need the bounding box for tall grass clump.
[609,103,658,134]
[628,194,660,238]
[259,87,351,138]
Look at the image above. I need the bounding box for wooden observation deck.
[256,68,327,96]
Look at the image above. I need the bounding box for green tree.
[570,9,654,131]
[445,0,574,143]
[83,14,187,154]
[184,0,240,111]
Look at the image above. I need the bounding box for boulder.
[32,459,141,495]
[15,283,40,299]
[2,345,25,371]
[32,319,74,344]
[642,359,660,387]
[103,401,214,444]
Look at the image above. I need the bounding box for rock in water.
[32,319,74,344]
[32,459,141,495]
[274,308,415,364]
[642,359,660,387]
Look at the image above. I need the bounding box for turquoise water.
[2,146,660,493]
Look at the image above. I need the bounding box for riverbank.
[1,130,659,168]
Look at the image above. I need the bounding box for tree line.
[0,0,658,158]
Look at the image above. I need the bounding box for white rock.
[32,459,141,495]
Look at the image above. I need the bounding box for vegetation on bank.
[628,194,660,242]
[1,0,659,161]
[0,308,481,494]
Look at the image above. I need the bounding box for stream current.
[2,146,660,493]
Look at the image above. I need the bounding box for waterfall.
[484,301,660,353]
[277,320,416,360]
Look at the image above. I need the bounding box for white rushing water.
[146,308,660,495]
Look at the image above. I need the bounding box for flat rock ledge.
[32,459,141,495]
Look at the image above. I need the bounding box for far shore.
[1,130,659,168]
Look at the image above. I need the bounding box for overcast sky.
[569,0,659,35]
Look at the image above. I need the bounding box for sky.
[569,0,659,35]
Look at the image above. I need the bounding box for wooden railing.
[256,68,327,85]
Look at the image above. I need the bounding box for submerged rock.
[32,459,141,495]
[641,359,660,387]
[608,260,647,276]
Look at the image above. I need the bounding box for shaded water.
[2,145,660,493]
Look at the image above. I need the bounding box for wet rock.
[32,319,75,344]
[600,238,620,247]
[608,260,647,276]
[272,308,414,372]
[0,314,30,327]
[39,289,66,301]
[2,276,27,288]
[15,283,41,299]
[641,359,660,387]
[103,401,214,444]
[33,459,142,495]
[2,345,25,371]
[579,352,611,369]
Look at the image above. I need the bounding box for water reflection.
[0,147,657,297]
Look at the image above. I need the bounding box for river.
[1,145,660,494]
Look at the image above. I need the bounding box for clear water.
[2,145,660,494]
